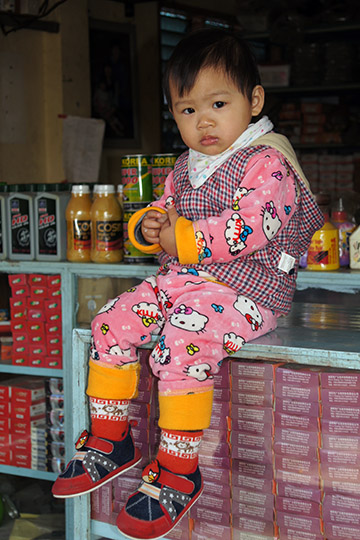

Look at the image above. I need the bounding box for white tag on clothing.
[278,252,296,274]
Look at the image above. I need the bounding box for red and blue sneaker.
[52,425,141,498]
[117,459,203,539]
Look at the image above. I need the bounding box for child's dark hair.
[163,27,261,110]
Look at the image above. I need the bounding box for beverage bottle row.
[0,183,124,264]
[66,184,123,263]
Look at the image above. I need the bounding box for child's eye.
[213,101,225,109]
[183,107,195,115]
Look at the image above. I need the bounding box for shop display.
[8,273,62,368]
[7,184,35,261]
[65,184,92,263]
[331,198,356,267]
[121,154,153,203]
[35,184,70,262]
[151,153,178,200]
[90,184,123,263]
[307,195,340,271]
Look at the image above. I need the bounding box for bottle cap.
[95,185,115,194]
[72,184,90,194]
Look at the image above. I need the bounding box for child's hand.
[142,210,169,244]
[159,207,179,257]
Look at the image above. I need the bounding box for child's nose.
[197,114,214,129]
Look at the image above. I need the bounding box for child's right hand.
[142,210,169,244]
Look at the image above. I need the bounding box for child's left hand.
[159,207,179,257]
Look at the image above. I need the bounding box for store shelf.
[0,364,62,377]
[0,464,56,481]
[1,260,359,539]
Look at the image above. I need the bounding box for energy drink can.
[121,155,152,203]
[123,202,154,263]
[151,154,178,200]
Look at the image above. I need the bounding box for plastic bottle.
[7,184,35,261]
[349,209,360,269]
[65,184,92,262]
[307,194,340,271]
[331,198,356,267]
[0,184,8,260]
[35,183,70,261]
[90,184,123,263]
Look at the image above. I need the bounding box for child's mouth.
[201,136,218,146]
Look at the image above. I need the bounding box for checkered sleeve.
[181,151,297,265]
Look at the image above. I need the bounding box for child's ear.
[251,85,265,116]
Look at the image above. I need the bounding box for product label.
[121,155,152,203]
[10,197,31,254]
[73,219,91,250]
[38,197,57,254]
[95,220,122,251]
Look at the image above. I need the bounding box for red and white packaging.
[320,448,360,466]
[11,377,45,405]
[192,521,231,540]
[8,274,28,287]
[274,441,318,461]
[232,459,273,480]
[232,515,274,537]
[274,454,320,477]
[276,512,323,536]
[276,480,322,503]
[231,361,277,380]
[276,365,320,387]
[275,381,319,402]
[321,463,360,484]
[275,397,320,418]
[321,434,360,452]
[231,404,273,424]
[321,418,360,436]
[322,389,360,406]
[275,427,319,447]
[320,370,360,390]
[232,391,273,408]
[276,496,321,518]
[321,406,360,422]
[324,522,360,540]
[190,504,230,526]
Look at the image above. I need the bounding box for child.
[52,28,324,539]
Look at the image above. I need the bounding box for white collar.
[188,116,274,189]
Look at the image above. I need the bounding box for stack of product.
[230,361,276,540]
[190,360,232,540]
[0,377,46,470]
[320,369,360,540]
[9,273,62,368]
[46,377,65,474]
[91,349,153,526]
[274,365,323,540]
[120,154,177,263]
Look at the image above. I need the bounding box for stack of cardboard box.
[9,273,62,368]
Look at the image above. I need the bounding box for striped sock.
[156,428,203,474]
[89,397,130,441]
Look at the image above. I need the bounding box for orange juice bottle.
[65,184,92,262]
[90,184,123,263]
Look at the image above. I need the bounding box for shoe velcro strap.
[86,436,114,453]
[158,469,194,494]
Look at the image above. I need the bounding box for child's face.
[170,67,264,155]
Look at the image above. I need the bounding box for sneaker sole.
[53,450,142,499]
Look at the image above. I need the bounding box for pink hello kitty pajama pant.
[89,264,278,430]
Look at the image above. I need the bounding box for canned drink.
[123,202,154,263]
[121,155,152,203]
[151,154,178,200]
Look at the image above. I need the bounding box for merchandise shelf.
[0,260,359,539]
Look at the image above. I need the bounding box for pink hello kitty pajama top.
[90,135,324,429]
